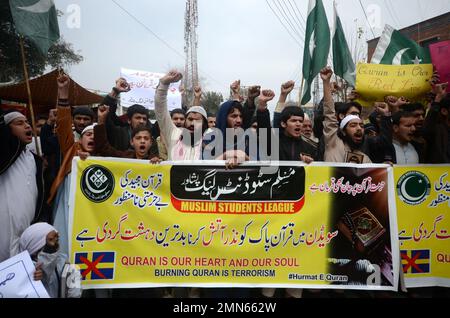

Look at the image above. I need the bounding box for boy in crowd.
[95,105,160,163]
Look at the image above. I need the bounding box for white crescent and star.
[392,48,410,65]
[18,0,54,14]
[412,56,423,64]
[400,176,425,202]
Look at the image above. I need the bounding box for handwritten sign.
[120,68,182,111]
[430,41,450,93]
[355,63,433,106]
[0,252,49,298]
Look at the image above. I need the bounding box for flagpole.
[19,36,41,157]
[299,78,304,106]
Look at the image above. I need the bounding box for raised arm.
[243,85,260,129]
[321,67,338,145]
[193,85,202,106]
[273,80,295,128]
[55,74,76,156]
[155,71,183,142]
[106,77,130,115]
[423,82,448,138]
[372,103,394,162]
[230,80,241,102]
[257,89,275,130]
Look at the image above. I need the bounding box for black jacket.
[365,115,425,164]
[261,109,318,161]
[102,95,159,156]
[279,133,318,161]
[423,102,449,163]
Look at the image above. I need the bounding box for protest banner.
[395,165,450,288]
[69,158,400,291]
[0,251,49,298]
[355,63,433,106]
[429,41,450,93]
[120,68,182,110]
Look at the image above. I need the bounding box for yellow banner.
[355,63,433,107]
[69,158,400,291]
[395,166,450,288]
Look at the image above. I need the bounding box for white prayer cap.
[304,113,311,121]
[187,106,207,120]
[81,123,98,136]
[4,112,26,125]
[19,223,57,256]
[340,115,361,130]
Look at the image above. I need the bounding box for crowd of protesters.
[0,66,448,298]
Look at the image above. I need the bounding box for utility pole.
[184,0,199,108]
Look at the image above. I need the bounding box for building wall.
[367,12,450,62]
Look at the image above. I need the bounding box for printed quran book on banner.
[337,207,386,255]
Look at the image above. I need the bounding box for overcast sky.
[55,0,450,107]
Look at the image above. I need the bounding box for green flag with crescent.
[371,24,431,65]
[301,0,330,105]
[332,2,356,87]
[9,0,60,55]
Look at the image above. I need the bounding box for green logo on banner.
[397,171,430,205]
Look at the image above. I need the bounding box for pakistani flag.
[301,0,330,105]
[9,0,60,55]
[332,3,355,87]
[371,24,431,65]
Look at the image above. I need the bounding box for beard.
[181,129,203,147]
[341,133,364,151]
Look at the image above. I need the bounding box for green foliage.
[201,91,223,115]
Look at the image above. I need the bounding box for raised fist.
[230,80,241,95]
[57,74,70,99]
[395,96,410,108]
[115,78,131,93]
[320,67,333,82]
[57,74,70,88]
[248,85,261,100]
[384,95,398,106]
[281,81,295,95]
[434,82,448,102]
[259,89,276,104]
[194,86,202,98]
[374,102,390,116]
[160,70,183,85]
